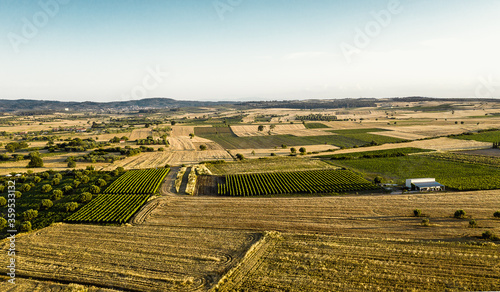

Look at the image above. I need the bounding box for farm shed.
[405,178,445,192]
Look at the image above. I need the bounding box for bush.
[51,189,64,200]
[54,173,63,180]
[63,185,73,194]
[51,178,60,185]
[482,231,500,241]
[89,185,100,194]
[64,202,79,212]
[454,209,466,219]
[42,184,52,193]
[81,175,90,184]
[270,153,276,156]
[14,191,22,199]
[469,219,478,228]
[67,160,76,168]
[97,178,107,187]
[41,172,50,179]
[20,184,31,192]
[494,211,500,218]
[0,197,6,207]
[236,153,245,160]
[40,199,53,210]
[22,209,38,221]
[413,209,422,217]
[199,144,207,151]
[20,221,32,232]
[33,176,42,183]
[374,176,383,184]
[0,185,4,193]
[73,180,81,188]
[0,217,7,229]
[421,218,430,226]
[78,192,93,203]
[27,154,43,168]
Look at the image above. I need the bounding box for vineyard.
[104,168,170,194]
[65,168,169,223]
[65,194,149,223]
[218,169,379,196]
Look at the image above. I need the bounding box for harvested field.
[457,148,500,157]
[228,144,338,158]
[0,278,118,292]
[129,128,153,140]
[168,137,196,150]
[206,157,337,175]
[144,190,500,240]
[101,150,232,169]
[171,126,196,137]
[218,233,500,292]
[230,124,332,137]
[0,224,260,292]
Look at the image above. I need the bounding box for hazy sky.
[1,0,499,102]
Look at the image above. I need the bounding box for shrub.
[33,176,42,183]
[40,199,53,210]
[454,209,466,219]
[0,218,7,229]
[20,221,32,232]
[51,178,60,185]
[51,189,64,200]
[20,184,31,192]
[299,147,306,154]
[0,197,6,206]
[78,192,93,203]
[73,180,81,188]
[290,147,297,154]
[89,185,100,194]
[421,218,430,226]
[199,144,207,151]
[27,154,43,168]
[236,153,245,160]
[374,176,383,184]
[63,185,73,194]
[413,209,422,217]
[494,211,500,218]
[97,178,107,187]
[14,191,22,199]
[42,184,52,193]
[0,185,4,192]
[64,202,79,212]
[54,173,62,180]
[41,172,50,179]
[270,153,276,156]
[81,176,90,184]
[67,160,76,168]
[468,219,478,228]
[22,209,38,221]
[482,231,500,241]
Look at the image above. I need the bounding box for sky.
[0,0,499,102]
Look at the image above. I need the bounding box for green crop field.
[304,122,329,129]
[329,155,500,190]
[65,194,150,223]
[218,169,379,196]
[329,128,390,134]
[104,168,169,194]
[451,129,500,142]
[318,147,433,159]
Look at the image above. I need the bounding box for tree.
[67,160,76,168]
[81,175,90,184]
[454,209,466,219]
[290,147,297,154]
[493,211,500,218]
[64,202,79,212]
[89,185,100,194]
[199,144,207,151]
[258,125,264,131]
[299,147,306,155]
[63,185,73,194]
[20,221,32,232]
[97,178,107,187]
[78,192,93,203]
[413,209,422,217]
[236,153,245,160]
[0,218,7,230]
[42,184,52,193]
[40,199,53,209]
[14,191,22,199]
[34,176,41,183]
[51,189,64,200]
[0,197,6,207]
[27,152,43,168]
[189,133,195,139]
[20,184,31,192]
[170,120,176,126]
[22,209,38,221]
[270,124,276,131]
[51,178,60,185]
[374,176,383,184]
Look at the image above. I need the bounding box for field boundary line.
[211,231,281,292]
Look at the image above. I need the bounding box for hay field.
[171,126,196,137]
[129,128,153,140]
[231,124,332,137]
[144,190,500,240]
[0,224,259,292]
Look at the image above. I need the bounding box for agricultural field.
[205,157,336,175]
[318,147,433,159]
[219,169,379,196]
[328,154,500,190]
[451,129,500,142]
[104,168,170,194]
[65,193,150,223]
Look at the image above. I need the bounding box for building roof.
[413,181,444,188]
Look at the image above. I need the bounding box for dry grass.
[0,224,260,292]
[129,128,153,140]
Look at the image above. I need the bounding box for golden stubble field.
[2,190,499,291]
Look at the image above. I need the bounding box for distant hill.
[0,97,497,113]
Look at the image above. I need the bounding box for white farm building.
[405,178,445,192]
